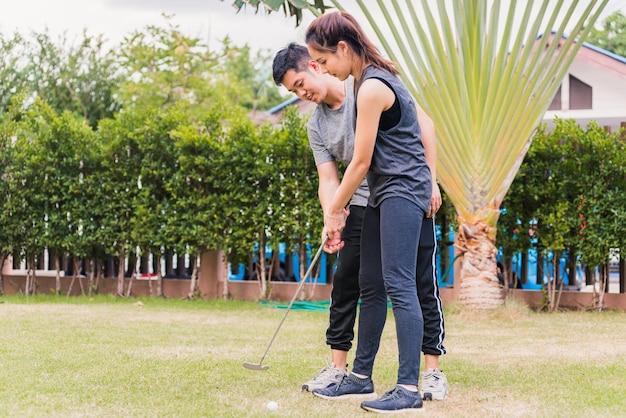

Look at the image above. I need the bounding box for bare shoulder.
[357,78,395,109]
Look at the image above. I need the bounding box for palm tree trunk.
[456,219,504,309]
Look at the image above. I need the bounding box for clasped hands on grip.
[323,207,350,254]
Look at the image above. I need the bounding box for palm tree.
[233,0,612,308]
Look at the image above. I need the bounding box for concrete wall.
[3,250,625,311]
[2,273,193,298]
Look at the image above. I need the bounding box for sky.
[1,0,625,55]
[0,0,314,54]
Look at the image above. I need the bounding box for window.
[569,75,592,110]
[548,85,562,110]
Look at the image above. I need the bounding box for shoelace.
[422,373,442,389]
[333,375,351,392]
[380,387,422,402]
[380,387,403,400]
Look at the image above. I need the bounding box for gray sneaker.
[313,373,376,400]
[421,369,448,400]
[302,362,347,392]
[360,385,423,413]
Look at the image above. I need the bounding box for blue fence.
[507,248,585,290]
[229,242,328,284]
[228,229,587,290]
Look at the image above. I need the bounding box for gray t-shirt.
[307,77,369,208]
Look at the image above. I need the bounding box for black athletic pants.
[326,205,446,356]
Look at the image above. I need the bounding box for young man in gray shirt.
[272,43,448,401]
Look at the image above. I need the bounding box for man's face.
[281,66,328,104]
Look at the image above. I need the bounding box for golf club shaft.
[255,235,329,365]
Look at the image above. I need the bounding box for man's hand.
[323,229,344,254]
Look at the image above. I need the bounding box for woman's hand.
[324,207,349,234]
[323,207,350,253]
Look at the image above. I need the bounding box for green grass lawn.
[0,295,625,417]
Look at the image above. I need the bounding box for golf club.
[243,235,329,371]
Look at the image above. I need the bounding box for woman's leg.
[379,197,424,386]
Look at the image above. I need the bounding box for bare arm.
[417,105,441,217]
[325,79,393,233]
[316,160,346,252]
[316,160,341,213]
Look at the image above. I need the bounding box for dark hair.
[305,11,398,76]
[272,43,312,86]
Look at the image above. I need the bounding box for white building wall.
[543,57,626,132]
[568,59,626,111]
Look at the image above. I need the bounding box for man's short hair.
[272,43,312,86]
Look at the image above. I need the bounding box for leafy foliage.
[116,18,287,117]
[270,107,322,274]
[0,95,25,294]
[500,118,626,308]
[0,30,122,128]
[586,11,626,57]
[116,19,218,113]
[2,6,625,303]
[0,32,29,115]
[230,0,329,26]
[0,14,293,297]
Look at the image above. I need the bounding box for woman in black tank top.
[305,10,432,414]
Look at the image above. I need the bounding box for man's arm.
[316,160,341,214]
[316,160,343,252]
[417,105,442,218]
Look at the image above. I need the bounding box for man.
[272,43,448,401]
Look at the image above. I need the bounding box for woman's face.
[307,43,352,81]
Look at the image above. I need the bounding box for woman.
[305,11,432,414]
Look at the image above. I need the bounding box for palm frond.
[347,0,609,226]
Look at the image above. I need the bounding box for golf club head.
[243,362,269,371]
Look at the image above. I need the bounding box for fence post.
[198,250,226,299]
[619,255,626,293]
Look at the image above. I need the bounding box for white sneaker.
[302,362,347,392]
[421,368,448,400]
